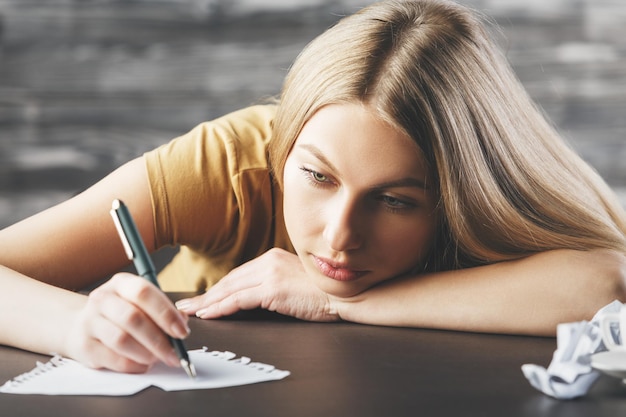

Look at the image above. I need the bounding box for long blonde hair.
[269,0,626,271]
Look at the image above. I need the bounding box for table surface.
[1,294,625,417]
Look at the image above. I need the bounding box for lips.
[312,255,368,282]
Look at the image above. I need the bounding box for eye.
[377,195,415,212]
[299,167,332,186]
[312,171,328,182]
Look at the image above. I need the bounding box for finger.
[79,333,153,374]
[87,314,157,371]
[91,288,180,367]
[110,274,190,340]
[178,248,299,317]
[195,287,265,319]
[174,294,205,315]
[176,264,263,314]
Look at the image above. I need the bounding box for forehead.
[293,103,430,185]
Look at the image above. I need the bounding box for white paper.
[0,348,290,396]
[521,300,622,399]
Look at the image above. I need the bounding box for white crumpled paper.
[521,300,623,400]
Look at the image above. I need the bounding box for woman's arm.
[0,158,189,371]
[0,158,154,289]
[335,249,626,335]
[179,248,626,336]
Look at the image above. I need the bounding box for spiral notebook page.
[0,348,290,396]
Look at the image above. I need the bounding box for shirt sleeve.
[144,105,277,256]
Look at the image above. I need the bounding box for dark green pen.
[110,199,196,379]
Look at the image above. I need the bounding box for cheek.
[282,164,320,244]
[376,216,437,267]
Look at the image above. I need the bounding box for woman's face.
[283,102,438,298]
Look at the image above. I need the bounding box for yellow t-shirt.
[144,105,294,292]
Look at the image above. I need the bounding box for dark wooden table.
[1,294,625,417]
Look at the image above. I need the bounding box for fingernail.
[195,309,207,318]
[175,300,191,310]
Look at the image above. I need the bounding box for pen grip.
[112,200,194,377]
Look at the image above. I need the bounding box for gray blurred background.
[0,0,625,229]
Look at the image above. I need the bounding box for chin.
[314,279,370,299]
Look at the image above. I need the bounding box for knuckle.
[110,272,131,286]
[120,306,145,328]
[88,286,108,304]
[112,273,153,302]
[213,275,236,293]
[108,327,133,349]
[267,247,285,260]
[131,281,154,303]
[227,292,243,308]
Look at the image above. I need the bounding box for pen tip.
[181,359,197,379]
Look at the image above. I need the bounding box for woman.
[0,0,624,374]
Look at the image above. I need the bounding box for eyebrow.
[297,143,430,190]
[298,143,339,173]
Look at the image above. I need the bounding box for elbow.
[592,249,626,306]
[610,250,626,301]
[564,249,626,323]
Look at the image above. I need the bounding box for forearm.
[335,249,626,336]
[0,265,86,356]
[0,157,153,291]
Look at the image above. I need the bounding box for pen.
[110,199,196,379]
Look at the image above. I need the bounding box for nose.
[322,194,364,252]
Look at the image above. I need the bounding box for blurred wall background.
[0,0,625,228]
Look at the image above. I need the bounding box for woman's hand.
[175,248,340,322]
[64,273,190,373]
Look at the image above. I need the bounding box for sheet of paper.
[521,300,622,399]
[0,349,290,396]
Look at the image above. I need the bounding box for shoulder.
[146,104,277,173]
[212,104,277,134]
[208,104,278,170]
[144,105,281,250]
[200,104,277,149]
